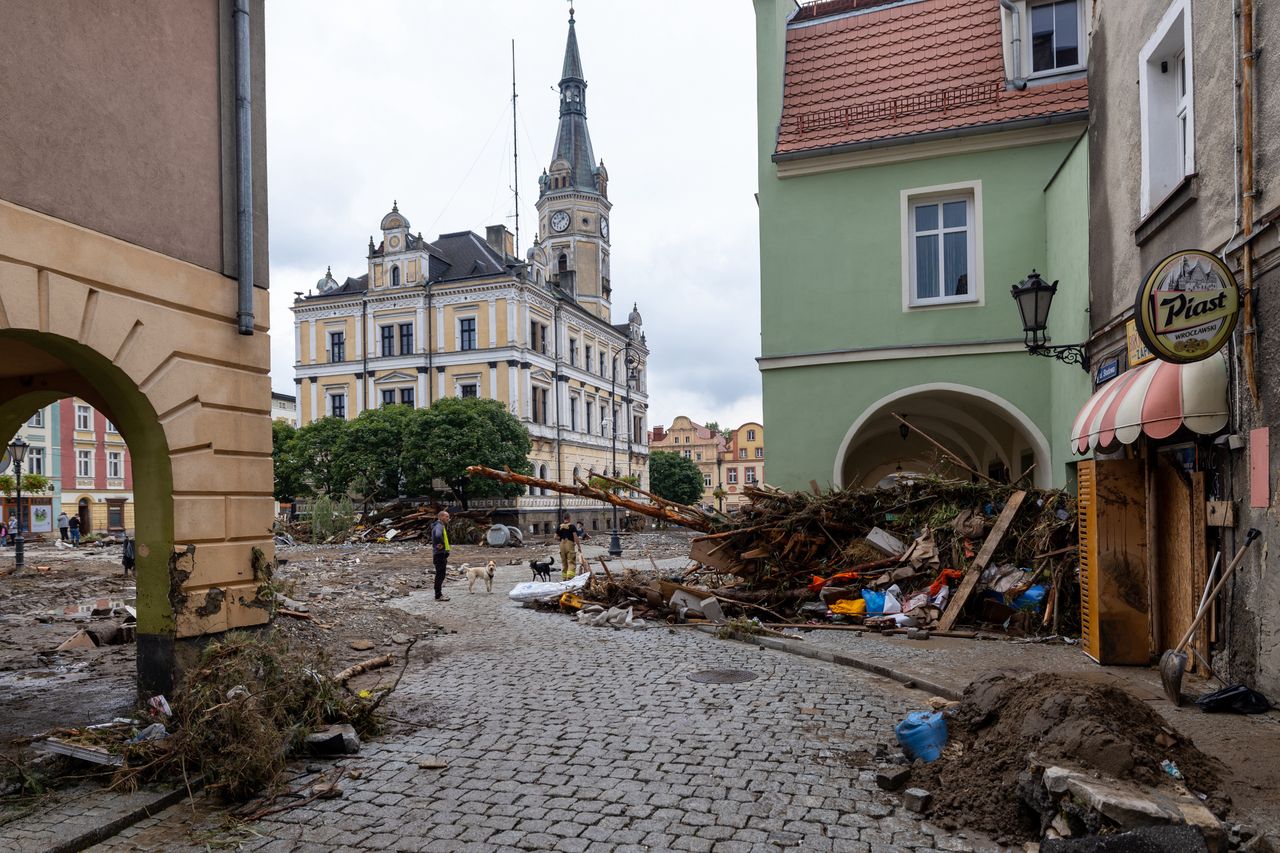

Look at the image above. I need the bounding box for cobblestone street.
[95,564,1001,853]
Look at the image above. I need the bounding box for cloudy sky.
[265,0,764,430]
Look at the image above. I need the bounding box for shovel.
[1159,528,1260,705]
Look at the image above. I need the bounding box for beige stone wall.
[0,199,274,641]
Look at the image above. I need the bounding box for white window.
[105,420,118,434]
[683,449,692,460]
[75,405,92,431]
[329,393,346,419]
[1139,0,1194,215]
[570,395,579,432]
[26,447,44,475]
[459,383,479,399]
[727,469,738,485]
[755,448,764,459]
[747,429,756,441]
[27,410,44,428]
[901,183,983,309]
[108,451,123,480]
[739,449,748,460]
[703,474,713,488]
[1029,0,1082,75]
[76,449,93,478]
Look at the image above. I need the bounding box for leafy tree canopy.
[401,398,531,508]
[340,405,416,504]
[271,420,306,502]
[648,451,704,506]
[290,417,355,498]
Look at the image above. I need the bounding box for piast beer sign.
[1134,250,1241,363]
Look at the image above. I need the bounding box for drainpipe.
[233,0,255,335]
[361,297,369,410]
[554,300,563,519]
[999,0,1028,90]
[1240,0,1260,404]
[426,281,434,404]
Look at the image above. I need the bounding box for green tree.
[401,398,531,508]
[704,420,721,436]
[0,473,51,496]
[271,420,306,502]
[290,417,355,497]
[648,451,704,506]
[340,405,416,505]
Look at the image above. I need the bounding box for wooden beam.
[890,412,1003,487]
[937,490,1027,631]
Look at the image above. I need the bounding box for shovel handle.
[1173,528,1260,654]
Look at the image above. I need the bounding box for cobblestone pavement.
[95,565,1010,853]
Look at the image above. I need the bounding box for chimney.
[485,225,515,259]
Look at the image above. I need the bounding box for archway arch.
[834,383,1052,490]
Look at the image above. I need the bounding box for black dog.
[529,556,555,582]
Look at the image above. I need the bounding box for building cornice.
[757,339,1028,371]
[774,116,1087,178]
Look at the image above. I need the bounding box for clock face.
[389,235,401,249]
[550,211,571,233]
[600,217,610,239]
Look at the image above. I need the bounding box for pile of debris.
[884,671,1230,848]
[470,466,1078,635]
[285,504,491,547]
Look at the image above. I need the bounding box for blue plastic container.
[895,711,948,763]
[861,589,886,614]
[1011,584,1048,612]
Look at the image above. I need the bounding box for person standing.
[122,535,136,577]
[430,510,451,602]
[57,511,70,542]
[68,513,80,546]
[0,517,7,547]
[558,513,581,580]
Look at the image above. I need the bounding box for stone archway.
[0,202,274,693]
[835,383,1052,490]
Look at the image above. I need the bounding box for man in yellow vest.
[431,510,451,601]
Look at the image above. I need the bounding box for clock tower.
[534,7,613,322]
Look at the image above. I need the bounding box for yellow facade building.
[649,419,766,511]
[292,11,649,533]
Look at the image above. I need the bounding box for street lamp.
[1010,270,1089,370]
[8,437,28,570]
[606,342,638,558]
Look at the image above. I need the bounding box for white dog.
[465,560,496,594]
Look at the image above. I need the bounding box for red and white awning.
[1071,351,1229,455]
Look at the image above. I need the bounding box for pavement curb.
[696,626,965,701]
[45,779,202,853]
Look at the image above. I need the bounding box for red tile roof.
[776,0,1088,158]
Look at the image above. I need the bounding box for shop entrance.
[78,497,92,536]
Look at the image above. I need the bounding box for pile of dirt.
[914,671,1229,843]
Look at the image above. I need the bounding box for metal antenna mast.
[511,39,520,255]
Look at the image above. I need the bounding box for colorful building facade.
[58,398,134,534]
[754,0,1091,491]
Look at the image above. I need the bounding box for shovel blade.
[1160,649,1188,706]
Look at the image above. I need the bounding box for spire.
[543,7,598,197]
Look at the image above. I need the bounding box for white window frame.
[703,474,713,488]
[75,404,92,431]
[457,315,478,351]
[901,181,984,311]
[328,392,347,419]
[105,419,118,434]
[76,449,93,478]
[727,469,738,485]
[26,446,44,475]
[1025,0,1086,79]
[107,451,123,480]
[747,430,756,441]
[27,410,44,428]
[1138,0,1195,216]
[458,382,480,399]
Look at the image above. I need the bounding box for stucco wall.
[0,0,268,283]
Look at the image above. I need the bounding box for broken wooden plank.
[43,738,124,766]
[937,490,1028,632]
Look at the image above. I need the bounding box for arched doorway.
[834,384,1052,490]
[77,497,92,536]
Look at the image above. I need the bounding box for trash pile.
[286,503,490,547]
[882,671,1230,847]
[15,630,401,802]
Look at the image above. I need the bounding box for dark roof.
[777,0,1088,157]
[303,231,512,301]
[546,14,600,195]
[562,13,584,81]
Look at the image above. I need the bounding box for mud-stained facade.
[0,0,272,691]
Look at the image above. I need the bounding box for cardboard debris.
[56,629,99,651]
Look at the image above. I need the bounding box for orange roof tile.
[777,0,1088,158]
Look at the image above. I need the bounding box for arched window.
[390,265,401,287]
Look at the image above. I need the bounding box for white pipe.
[234,0,255,335]
[1000,0,1028,90]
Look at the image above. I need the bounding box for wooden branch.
[938,490,1027,631]
[891,412,1003,487]
[466,466,715,532]
[335,654,394,685]
[583,470,709,523]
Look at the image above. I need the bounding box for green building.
[753,0,1092,490]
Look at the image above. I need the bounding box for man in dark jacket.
[430,510,451,601]
[122,536,136,577]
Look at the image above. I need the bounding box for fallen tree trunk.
[466,466,716,532]
[335,654,394,685]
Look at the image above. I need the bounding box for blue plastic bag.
[861,589,886,615]
[895,711,948,763]
[1010,584,1048,612]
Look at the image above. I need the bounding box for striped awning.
[1071,351,1229,455]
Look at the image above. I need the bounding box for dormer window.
[1030,0,1081,74]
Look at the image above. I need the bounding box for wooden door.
[1078,459,1151,664]
[1153,459,1208,668]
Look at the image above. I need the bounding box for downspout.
[1000,0,1028,90]
[1240,0,1260,404]
[233,0,255,335]
[361,297,368,411]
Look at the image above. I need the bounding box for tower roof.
[545,9,599,197]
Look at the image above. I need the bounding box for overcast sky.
[265,0,764,430]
